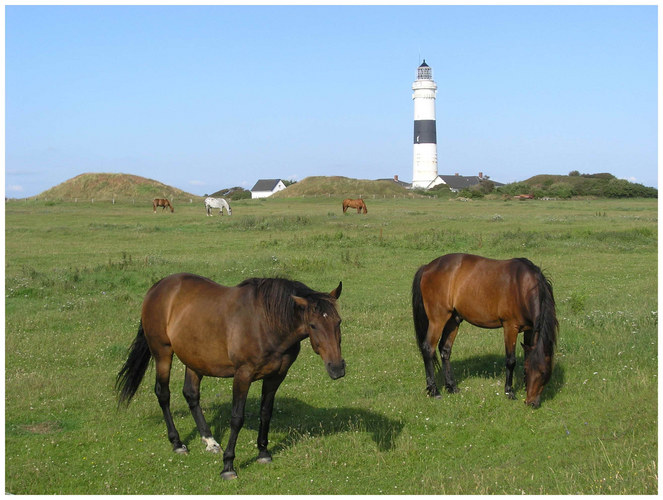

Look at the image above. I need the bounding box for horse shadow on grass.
[435,353,566,404]
[169,397,403,467]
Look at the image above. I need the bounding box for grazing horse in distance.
[204,197,232,216]
[153,198,174,213]
[412,253,557,408]
[116,273,344,480]
[342,198,367,214]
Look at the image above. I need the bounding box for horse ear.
[292,295,308,309]
[330,281,342,299]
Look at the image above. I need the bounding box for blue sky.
[6,5,658,197]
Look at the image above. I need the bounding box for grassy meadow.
[5,195,658,494]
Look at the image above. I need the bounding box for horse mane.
[238,278,338,335]
[513,258,558,361]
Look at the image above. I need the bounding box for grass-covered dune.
[30,172,199,202]
[272,175,410,198]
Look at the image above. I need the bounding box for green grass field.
[5,196,657,494]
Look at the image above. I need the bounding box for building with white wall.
[250,179,287,198]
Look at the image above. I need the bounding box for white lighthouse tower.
[411,60,438,189]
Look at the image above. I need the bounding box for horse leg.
[221,369,252,480]
[439,317,461,393]
[522,328,534,386]
[182,368,221,453]
[154,353,188,453]
[421,319,446,398]
[503,323,519,399]
[257,373,286,464]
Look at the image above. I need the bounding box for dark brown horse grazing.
[342,198,367,214]
[412,253,557,408]
[116,273,344,479]
[153,198,174,213]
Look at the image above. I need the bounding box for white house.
[251,179,287,199]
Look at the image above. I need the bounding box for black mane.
[513,258,558,360]
[238,278,338,334]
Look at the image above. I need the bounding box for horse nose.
[525,397,541,409]
[326,359,346,380]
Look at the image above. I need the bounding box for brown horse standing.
[153,198,174,213]
[342,198,367,214]
[116,273,344,479]
[412,253,557,407]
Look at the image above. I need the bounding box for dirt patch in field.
[21,422,63,434]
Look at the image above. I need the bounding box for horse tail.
[412,265,440,370]
[116,321,152,407]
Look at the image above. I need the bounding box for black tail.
[116,321,152,407]
[412,266,440,370]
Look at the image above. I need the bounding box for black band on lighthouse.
[413,120,437,144]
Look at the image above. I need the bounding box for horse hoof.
[202,437,221,454]
[174,445,189,455]
[220,471,238,481]
[506,392,516,400]
[257,455,272,464]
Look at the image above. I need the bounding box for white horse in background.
[204,197,232,216]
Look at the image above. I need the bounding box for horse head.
[522,343,553,408]
[292,282,344,379]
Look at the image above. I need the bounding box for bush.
[498,175,656,199]
[458,188,484,199]
[604,179,657,198]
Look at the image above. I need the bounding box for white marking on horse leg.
[202,436,221,453]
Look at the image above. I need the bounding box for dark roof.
[419,60,429,68]
[378,177,412,188]
[251,179,282,191]
[438,175,503,191]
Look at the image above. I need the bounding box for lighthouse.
[411,60,438,189]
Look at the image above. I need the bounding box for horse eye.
[309,323,317,330]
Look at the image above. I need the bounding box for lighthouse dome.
[417,60,432,80]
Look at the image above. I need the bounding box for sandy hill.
[271,176,409,198]
[34,173,198,201]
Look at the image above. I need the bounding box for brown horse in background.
[153,198,174,213]
[117,273,344,479]
[412,253,557,408]
[342,198,367,214]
